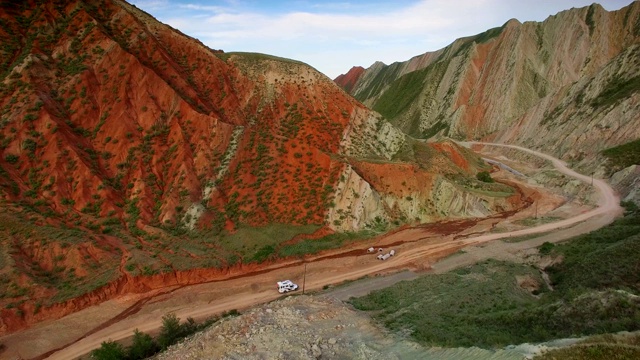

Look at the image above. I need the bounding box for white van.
[277,280,299,293]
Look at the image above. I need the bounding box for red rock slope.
[0,0,523,333]
[334,66,365,93]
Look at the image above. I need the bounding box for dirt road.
[0,143,622,360]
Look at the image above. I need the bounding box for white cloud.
[179,4,228,12]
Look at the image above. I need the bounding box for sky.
[129,0,634,78]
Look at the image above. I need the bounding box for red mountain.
[334,66,365,93]
[0,0,523,333]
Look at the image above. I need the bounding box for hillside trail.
[0,143,623,360]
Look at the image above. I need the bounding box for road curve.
[457,141,622,245]
[36,142,623,360]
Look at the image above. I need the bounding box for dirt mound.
[156,294,528,360]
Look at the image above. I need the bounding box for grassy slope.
[362,24,504,138]
[372,60,450,137]
[350,204,640,348]
[602,138,640,174]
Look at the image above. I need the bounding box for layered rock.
[0,0,521,331]
[336,2,640,168]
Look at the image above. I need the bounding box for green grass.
[372,60,449,124]
[602,138,640,174]
[351,260,544,347]
[421,120,450,139]
[591,75,640,109]
[353,62,406,103]
[278,230,375,258]
[372,66,429,120]
[350,204,640,348]
[218,224,320,261]
[452,24,505,57]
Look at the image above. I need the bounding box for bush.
[128,329,158,360]
[539,241,554,255]
[91,340,127,360]
[4,154,18,164]
[158,313,181,349]
[476,171,494,183]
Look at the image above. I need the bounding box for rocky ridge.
[336,2,640,176]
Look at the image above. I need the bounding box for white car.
[277,280,299,293]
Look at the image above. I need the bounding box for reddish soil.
[0,0,500,327]
[333,66,365,93]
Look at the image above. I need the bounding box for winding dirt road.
[453,142,622,245]
[0,142,623,360]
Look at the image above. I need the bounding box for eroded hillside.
[0,0,524,333]
[336,2,640,173]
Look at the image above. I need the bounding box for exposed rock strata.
[0,0,519,332]
[337,2,640,170]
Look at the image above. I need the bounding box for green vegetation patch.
[545,208,640,295]
[218,224,320,262]
[91,311,239,360]
[372,66,429,120]
[278,230,375,258]
[601,138,640,174]
[351,205,640,348]
[476,171,494,183]
[421,120,450,139]
[351,260,544,347]
[372,60,449,127]
[452,24,505,57]
[353,62,405,103]
[591,75,640,109]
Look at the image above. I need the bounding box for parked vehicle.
[277,280,299,293]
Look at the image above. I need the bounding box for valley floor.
[0,143,622,360]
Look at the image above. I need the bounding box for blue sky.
[130,0,633,78]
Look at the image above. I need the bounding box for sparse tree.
[476,171,494,183]
[157,313,181,349]
[91,340,126,360]
[127,329,158,360]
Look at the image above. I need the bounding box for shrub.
[476,171,494,183]
[157,313,181,349]
[127,329,158,360]
[91,340,127,360]
[539,241,554,255]
[4,154,18,164]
